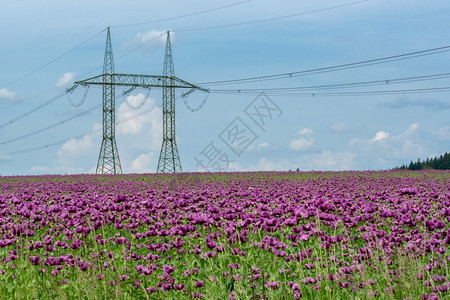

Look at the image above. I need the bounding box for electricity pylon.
[97,27,122,174]
[157,31,182,173]
[70,30,207,174]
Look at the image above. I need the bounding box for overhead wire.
[209,72,450,93]
[0,29,106,89]
[0,28,166,125]
[210,86,450,97]
[112,0,252,28]
[0,91,67,130]
[2,100,164,156]
[175,0,370,32]
[114,32,167,61]
[198,46,450,86]
[0,104,101,146]
[4,0,450,158]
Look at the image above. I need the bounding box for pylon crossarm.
[74,73,207,91]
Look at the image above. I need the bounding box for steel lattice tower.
[96,27,122,174]
[71,29,207,174]
[157,31,182,173]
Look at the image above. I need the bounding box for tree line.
[396,152,450,170]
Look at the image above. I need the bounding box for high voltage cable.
[0,0,251,104]
[209,72,450,93]
[211,86,450,97]
[0,87,61,111]
[112,0,252,28]
[0,29,106,89]
[0,91,67,130]
[0,104,101,146]
[2,103,161,156]
[3,45,448,131]
[0,31,165,120]
[198,46,450,86]
[175,0,370,32]
[114,33,167,61]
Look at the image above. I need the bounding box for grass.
[0,171,448,299]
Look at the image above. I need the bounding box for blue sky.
[0,0,449,175]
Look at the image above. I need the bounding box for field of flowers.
[0,171,449,299]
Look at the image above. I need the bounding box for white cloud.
[247,142,271,152]
[116,95,162,150]
[290,128,314,151]
[401,123,418,137]
[298,128,314,135]
[47,93,164,174]
[351,124,418,147]
[124,30,168,52]
[247,151,355,171]
[350,123,424,167]
[330,122,349,133]
[56,72,76,87]
[130,152,156,173]
[249,157,296,171]
[30,166,53,173]
[432,126,450,140]
[0,153,11,161]
[370,131,389,142]
[54,124,101,173]
[0,88,17,101]
[228,161,243,171]
[299,151,355,170]
[290,137,314,151]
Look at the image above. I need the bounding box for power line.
[0,29,106,89]
[211,86,450,97]
[112,0,252,28]
[0,30,165,119]
[2,102,161,156]
[209,72,450,93]
[0,91,67,130]
[175,0,370,32]
[114,32,167,61]
[0,104,101,146]
[198,46,450,86]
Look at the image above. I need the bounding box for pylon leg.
[96,27,122,174]
[157,31,182,173]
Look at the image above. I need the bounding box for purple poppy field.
[0,171,449,299]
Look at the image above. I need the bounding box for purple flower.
[163,264,175,275]
[195,281,204,288]
[231,248,240,255]
[291,283,301,292]
[29,256,41,265]
[265,281,282,290]
[120,274,129,281]
[161,283,172,292]
[232,274,243,281]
